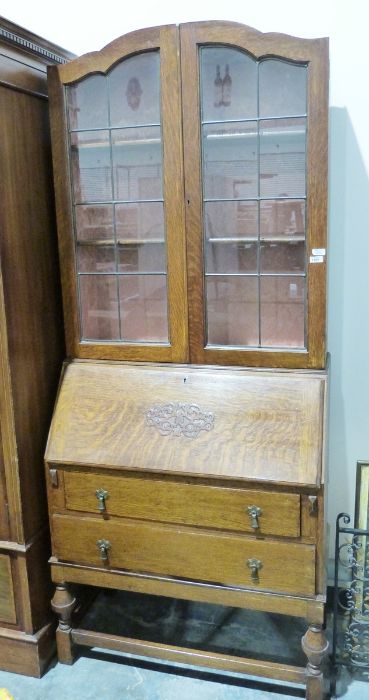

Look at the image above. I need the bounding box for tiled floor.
[0,591,367,699]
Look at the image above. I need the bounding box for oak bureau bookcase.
[45,21,329,699]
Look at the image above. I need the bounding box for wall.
[2,0,369,560]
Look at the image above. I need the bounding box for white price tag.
[310,255,324,263]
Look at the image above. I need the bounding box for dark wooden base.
[0,621,55,677]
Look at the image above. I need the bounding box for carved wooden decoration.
[146,403,214,438]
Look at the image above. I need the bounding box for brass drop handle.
[97,539,111,561]
[308,495,318,515]
[247,505,262,529]
[247,558,262,582]
[96,488,108,512]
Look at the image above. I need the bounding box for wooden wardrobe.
[0,17,73,676]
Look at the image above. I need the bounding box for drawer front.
[63,470,301,538]
[0,553,16,624]
[52,514,315,596]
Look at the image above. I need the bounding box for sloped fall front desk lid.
[45,361,327,487]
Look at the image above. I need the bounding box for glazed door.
[181,22,328,369]
[49,25,188,362]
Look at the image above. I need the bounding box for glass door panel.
[260,276,305,347]
[115,201,164,242]
[205,199,258,275]
[112,126,163,201]
[70,131,112,203]
[75,204,115,273]
[118,275,168,342]
[67,74,109,130]
[259,59,307,118]
[118,243,166,273]
[66,51,169,344]
[200,47,257,122]
[259,118,306,199]
[203,122,258,199]
[199,47,307,351]
[79,275,120,340]
[109,53,161,127]
[206,276,259,346]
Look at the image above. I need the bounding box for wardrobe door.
[0,427,9,540]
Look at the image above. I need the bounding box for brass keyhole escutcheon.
[97,539,111,561]
[96,488,108,512]
[247,505,262,529]
[247,558,262,582]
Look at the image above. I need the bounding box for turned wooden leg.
[301,623,329,700]
[51,583,77,664]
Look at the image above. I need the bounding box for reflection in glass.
[67,75,108,130]
[260,242,305,274]
[260,200,305,239]
[115,202,164,242]
[260,276,305,347]
[70,131,112,203]
[201,47,257,122]
[205,201,258,239]
[260,199,305,274]
[109,53,160,127]
[118,243,166,273]
[112,127,163,201]
[206,276,258,346]
[119,275,168,342]
[203,122,258,199]
[75,205,114,242]
[259,60,307,118]
[79,275,119,340]
[68,51,169,346]
[260,118,306,199]
[199,49,308,351]
[206,241,257,274]
[77,245,115,273]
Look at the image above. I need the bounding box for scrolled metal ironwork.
[332,510,369,688]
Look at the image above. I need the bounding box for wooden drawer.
[52,514,315,596]
[0,553,16,624]
[63,470,301,538]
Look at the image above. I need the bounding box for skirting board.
[0,621,55,677]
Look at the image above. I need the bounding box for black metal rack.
[331,512,369,696]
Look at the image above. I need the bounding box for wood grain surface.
[0,20,69,675]
[46,361,326,486]
[50,558,325,621]
[0,429,9,540]
[52,513,316,596]
[72,628,307,683]
[0,554,16,624]
[63,469,301,537]
[0,84,65,540]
